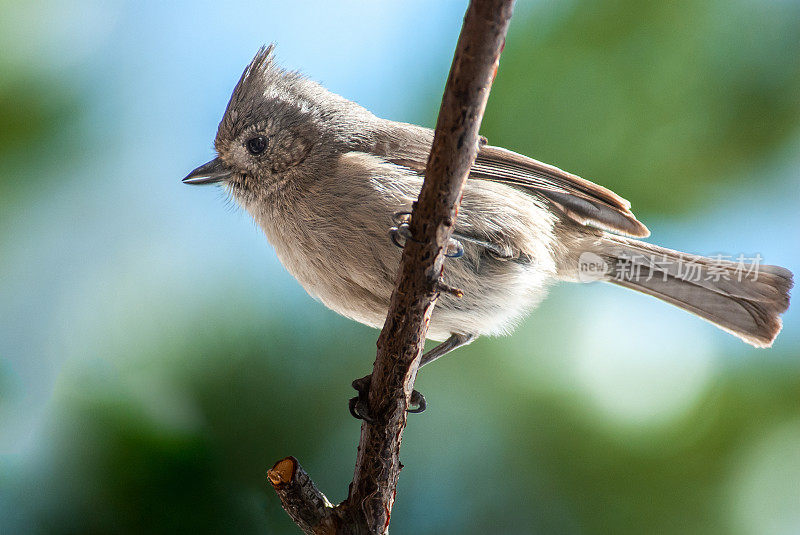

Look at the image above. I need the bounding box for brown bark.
[270,0,514,532]
[268,457,338,534]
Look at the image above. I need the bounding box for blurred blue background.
[1,1,798,533]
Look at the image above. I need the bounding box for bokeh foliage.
[0,65,83,214]
[484,0,800,215]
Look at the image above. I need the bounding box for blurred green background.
[1,1,798,533]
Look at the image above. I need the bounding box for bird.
[184,46,792,415]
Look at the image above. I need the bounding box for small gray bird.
[184,46,792,398]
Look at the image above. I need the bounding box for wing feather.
[474,146,650,238]
[367,122,649,238]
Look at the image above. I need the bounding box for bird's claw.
[348,374,428,421]
[349,375,374,423]
[408,389,427,413]
[389,211,463,258]
[348,395,374,423]
[389,223,414,249]
[444,237,464,258]
[392,211,412,226]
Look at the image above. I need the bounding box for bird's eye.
[246,136,268,155]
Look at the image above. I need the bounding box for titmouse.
[184,46,792,414]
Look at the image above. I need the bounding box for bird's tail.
[575,235,793,347]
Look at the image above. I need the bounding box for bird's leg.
[349,333,476,421]
[389,211,464,258]
[419,332,475,368]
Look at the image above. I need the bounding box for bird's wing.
[470,146,650,238]
[370,122,649,238]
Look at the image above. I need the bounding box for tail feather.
[590,236,792,348]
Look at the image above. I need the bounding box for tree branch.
[270,0,514,532]
[268,457,338,534]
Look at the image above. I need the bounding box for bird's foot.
[348,374,427,422]
[389,211,463,258]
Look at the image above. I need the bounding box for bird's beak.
[182,157,232,185]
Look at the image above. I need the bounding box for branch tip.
[268,456,297,487]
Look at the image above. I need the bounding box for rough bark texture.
[270,0,514,532]
[268,457,338,534]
